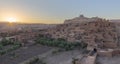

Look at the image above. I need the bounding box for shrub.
[57,38,66,41]
[29,58,39,64]
[81,42,88,49]
[0,40,21,55]
[0,44,21,55]
[0,45,3,50]
[72,58,78,64]
[0,38,12,46]
[28,58,46,64]
[0,50,6,55]
[82,49,90,54]
[36,37,87,51]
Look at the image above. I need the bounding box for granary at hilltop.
[64,15,102,24]
[44,15,119,52]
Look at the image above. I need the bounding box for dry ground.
[0,44,52,64]
[38,49,83,64]
[0,44,84,64]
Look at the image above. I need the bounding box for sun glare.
[7,17,17,23]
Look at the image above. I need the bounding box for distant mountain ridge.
[0,21,57,31]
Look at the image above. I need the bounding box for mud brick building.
[45,15,118,50]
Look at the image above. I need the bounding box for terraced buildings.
[45,15,118,51]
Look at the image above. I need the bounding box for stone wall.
[112,49,120,56]
[97,49,113,57]
[98,49,120,57]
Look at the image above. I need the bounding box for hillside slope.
[44,16,118,50]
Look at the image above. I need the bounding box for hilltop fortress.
[42,15,120,64]
[45,15,118,51]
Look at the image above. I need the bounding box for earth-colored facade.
[45,15,118,51]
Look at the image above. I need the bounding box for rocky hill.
[44,15,118,50]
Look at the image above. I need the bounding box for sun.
[7,17,17,23]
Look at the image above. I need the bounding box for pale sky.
[0,0,120,24]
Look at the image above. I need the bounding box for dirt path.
[0,44,52,64]
[43,50,82,64]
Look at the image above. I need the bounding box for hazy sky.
[0,0,120,24]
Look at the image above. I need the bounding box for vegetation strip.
[0,38,21,55]
[35,37,87,51]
